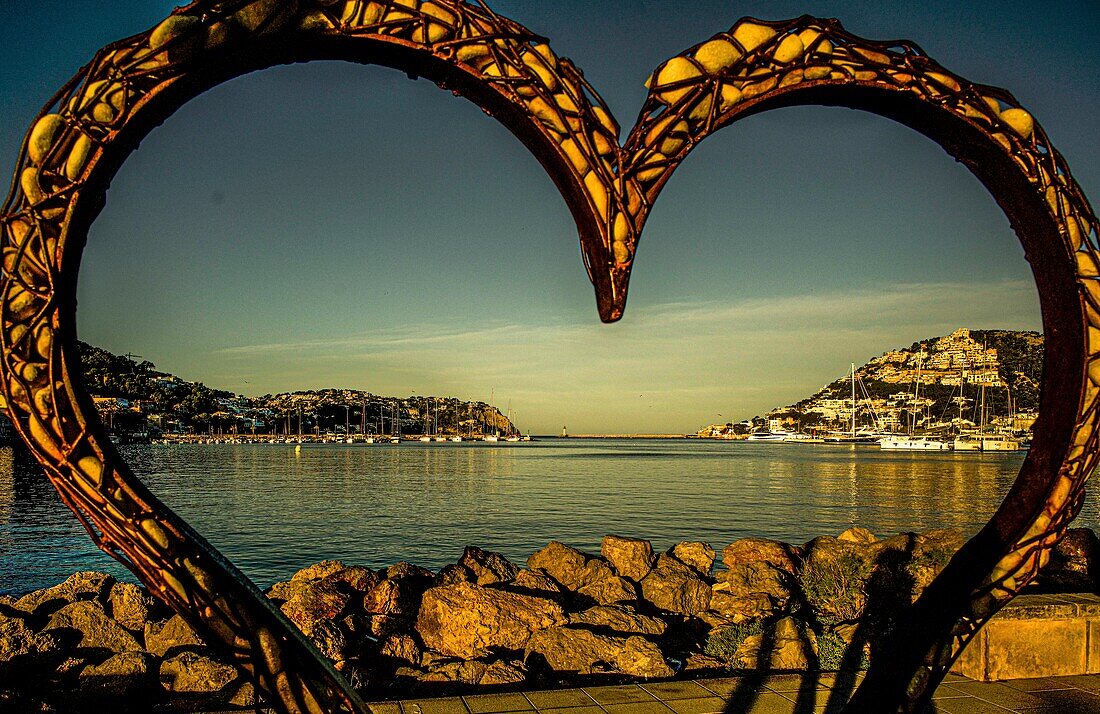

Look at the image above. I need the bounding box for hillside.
[77,342,517,438]
[700,328,1042,437]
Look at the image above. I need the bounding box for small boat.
[450,436,463,442]
[505,435,520,442]
[483,434,499,442]
[418,435,432,443]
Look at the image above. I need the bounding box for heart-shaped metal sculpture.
[1,1,1096,712]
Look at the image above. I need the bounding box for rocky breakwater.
[1,529,1096,711]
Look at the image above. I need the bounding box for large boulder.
[265,580,303,603]
[715,561,794,609]
[326,566,380,593]
[416,582,566,659]
[290,560,347,583]
[838,527,877,545]
[601,535,656,582]
[307,619,357,665]
[671,542,716,578]
[79,651,152,697]
[144,614,204,658]
[1041,528,1100,591]
[480,659,527,686]
[107,581,156,632]
[0,612,59,664]
[281,579,353,636]
[576,570,639,607]
[723,538,800,574]
[159,651,239,694]
[527,542,590,589]
[363,578,421,618]
[14,572,115,618]
[524,626,673,678]
[707,592,775,624]
[44,600,142,654]
[568,605,667,636]
[640,554,712,615]
[733,617,816,670]
[419,659,489,686]
[379,633,422,665]
[459,547,520,586]
[508,569,563,597]
[386,562,434,581]
[435,564,474,587]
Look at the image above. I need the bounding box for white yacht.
[953,434,1019,452]
[747,430,787,441]
[879,436,951,451]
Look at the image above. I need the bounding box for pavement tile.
[583,686,658,706]
[774,687,851,710]
[759,674,830,693]
[932,684,972,700]
[661,696,727,714]
[807,672,861,688]
[600,702,675,714]
[1000,677,1076,693]
[949,681,1046,709]
[694,678,742,698]
[402,698,471,714]
[942,674,970,683]
[736,692,798,714]
[369,703,403,714]
[928,697,1011,714]
[525,689,598,710]
[464,693,535,713]
[1053,674,1100,693]
[1025,687,1100,712]
[640,682,714,701]
[536,708,604,714]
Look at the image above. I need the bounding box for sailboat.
[953,381,1019,452]
[823,364,879,444]
[880,351,950,451]
[483,390,499,441]
[390,402,401,444]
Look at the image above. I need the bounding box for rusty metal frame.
[0,3,1095,713]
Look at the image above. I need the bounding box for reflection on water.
[1,440,1096,595]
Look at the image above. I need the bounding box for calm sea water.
[1,440,1095,595]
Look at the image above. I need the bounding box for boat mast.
[911,351,922,436]
[850,363,856,437]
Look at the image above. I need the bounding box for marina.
[1,439,1084,597]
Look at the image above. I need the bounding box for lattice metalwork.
[1,4,1096,713]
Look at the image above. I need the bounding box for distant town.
[78,342,517,443]
[697,328,1042,442]
[78,328,1041,446]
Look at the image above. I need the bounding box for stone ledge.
[954,593,1100,681]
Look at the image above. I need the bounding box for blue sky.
[2,2,1096,433]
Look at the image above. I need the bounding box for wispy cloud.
[198,280,1039,432]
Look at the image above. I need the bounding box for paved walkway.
[365,673,1100,714]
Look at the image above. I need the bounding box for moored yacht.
[747,430,787,441]
[879,436,951,451]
